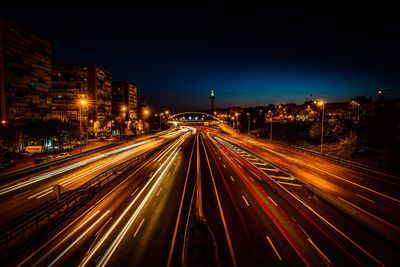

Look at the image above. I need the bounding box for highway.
[1,125,399,266]
[6,127,197,266]
[0,129,182,224]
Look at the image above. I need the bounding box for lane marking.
[156,187,163,197]
[277,181,303,187]
[133,218,145,237]
[356,193,375,203]
[266,235,282,261]
[308,238,331,265]
[242,195,250,206]
[131,187,139,197]
[200,136,237,267]
[167,134,196,267]
[230,176,235,182]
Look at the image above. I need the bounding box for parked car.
[56,153,70,158]
[1,158,16,168]
[46,155,57,161]
[35,157,49,164]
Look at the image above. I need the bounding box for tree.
[338,130,360,159]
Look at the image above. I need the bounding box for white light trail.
[80,135,186,267]
[0,139,155,196]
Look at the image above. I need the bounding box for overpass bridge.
[167,112,223,126]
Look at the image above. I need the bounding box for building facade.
[111,81,138,135]
[111,81,137,121]
[52,63,112,135]
[0,17,52,123]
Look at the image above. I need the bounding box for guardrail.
[0,143,120,183]
[0,147,154,253]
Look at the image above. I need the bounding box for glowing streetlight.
[1,120,6,125]
[120,106,127,138]
[316,100,325,155]
[78,98,88,143]
[142,108,150,133]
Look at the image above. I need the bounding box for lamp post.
[143,108,149,133]
[268,110,273,141]
[247,112,250,136]
[121,106,127,140]
[78,98,87,152]
[160,113,164,130]
[234,113,239,130]
[317,101,325,155]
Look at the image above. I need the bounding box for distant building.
[0,17,52,123]
[111,81,137,121]
[52,63,112,135]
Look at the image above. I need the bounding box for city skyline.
[2,6,399,111]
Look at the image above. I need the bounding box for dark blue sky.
[3,6,399,112]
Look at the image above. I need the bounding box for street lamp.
[268,110,273,141]
[247,112,250,136]
[78,98,88,152]
[121,106,127,139]
[317,101,325,155]
[79,98,88,142]
[143,108,150,133]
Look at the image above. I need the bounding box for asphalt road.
[0,130,182,224]
[1,125,399,266]
[8,128,197,266]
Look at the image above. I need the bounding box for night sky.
[2,6,399,112]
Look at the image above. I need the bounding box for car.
[46,155,57,161]
[35,157,49,164]
[56,153,70,158]
[1,158,16,168]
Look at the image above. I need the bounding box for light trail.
[214,135,369,266]
[29,140,162,199]
[95,148,181,267]
[32,210,101,267]
[0,139,156,196]
[80,133,188,267]
[49,210,111,266]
